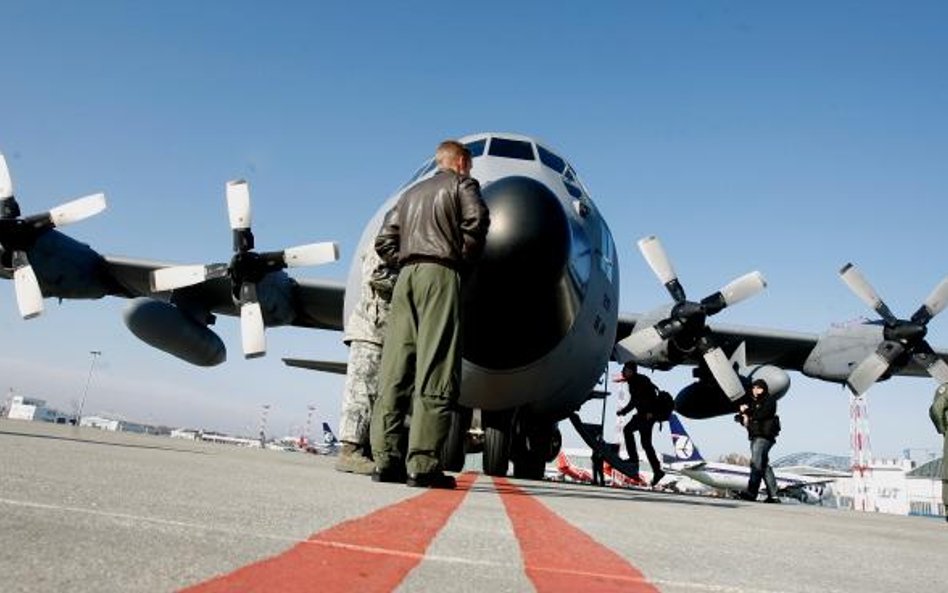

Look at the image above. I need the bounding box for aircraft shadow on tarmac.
[0,428,210,455]
[468,480,740,509]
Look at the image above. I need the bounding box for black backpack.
[652,390,675,423]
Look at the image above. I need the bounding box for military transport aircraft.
[2,133,947,480]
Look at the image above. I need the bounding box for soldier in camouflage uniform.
[335,247,395,474]
[929,382,948,522]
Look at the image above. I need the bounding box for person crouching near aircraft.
[370,140,489,489]
[615,362,665,487]
[334,247,397,474]
[737,379,781,503]
[929,383,948,522]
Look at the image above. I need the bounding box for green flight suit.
[371,262,461,475]
[929,383,948,515]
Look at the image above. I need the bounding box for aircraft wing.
[617,314,948,378]
[283,358,348,374]
[102,255,346,330]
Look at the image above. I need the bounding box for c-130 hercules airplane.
[2,132,947,479]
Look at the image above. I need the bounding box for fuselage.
[672,462,832,502]
[344,133,619,419]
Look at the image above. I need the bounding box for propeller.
[839,263,948,395]
[0,152,107,319]
[623,236,767,401]
[149,179,339,359]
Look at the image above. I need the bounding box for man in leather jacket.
[737,379,781,502]
[370,140,489,489]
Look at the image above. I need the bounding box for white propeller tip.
[14,265,44,319]
[49,193,107,227]
[283,242,339,267]
[226,180,252,230]
[0,153,12,199]
[150,265,208,292]
[240,301,266,358]
[721,271,767,307]
[637,235,677,285]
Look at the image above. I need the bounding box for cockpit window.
[488,138,535,161]
[563,180,583,198]
[402,158,437,188]
[537,145,566,173]
[464,139,487,158]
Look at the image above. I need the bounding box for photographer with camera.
[736,379,781,503]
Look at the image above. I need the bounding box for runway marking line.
[179,472,477,593]
[495,476,661,593]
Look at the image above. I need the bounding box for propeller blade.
[638,235,685,302]
[619,326,666,359]
[48,193,107,227]
[925,358,948,385]
[151,265,211,292]
[282,242,339,268]
[911,343,948,385]
[0,153,12,200]
[839,263,896,323]
[719,271,767,307]
[703,346,745,401]
[226,180,252,230]
[846,352,892,396]
[240,301,266,358]
[638,235,677,285]
[916,278,948,324]
[13,259,43,319]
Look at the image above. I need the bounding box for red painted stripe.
[494,477,661,593]
[182,473,476,593]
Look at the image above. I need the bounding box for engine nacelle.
[123,298,226,366]
[15,230,113,299]
[674,364,790,419]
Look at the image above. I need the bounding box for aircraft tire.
[483,426,510,476]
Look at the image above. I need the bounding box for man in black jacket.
[370,140,489,489]
[737,379,780,502]
[615,362,665,487]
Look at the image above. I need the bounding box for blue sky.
[1,1,946,461]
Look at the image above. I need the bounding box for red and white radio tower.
[849,393,876,512]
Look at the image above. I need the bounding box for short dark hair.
[751,379,769,393]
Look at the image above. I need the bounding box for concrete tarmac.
[1,418,944,592]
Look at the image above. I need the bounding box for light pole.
[76,350,102,426]
[258,404,271,447]
[303,405,316,446]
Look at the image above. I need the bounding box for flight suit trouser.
[371,263,460,475]
[942,435,948,515]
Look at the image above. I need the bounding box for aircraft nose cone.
[476,176,570,277]
[463,176,574,370]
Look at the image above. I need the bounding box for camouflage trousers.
[338,340,383,445]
